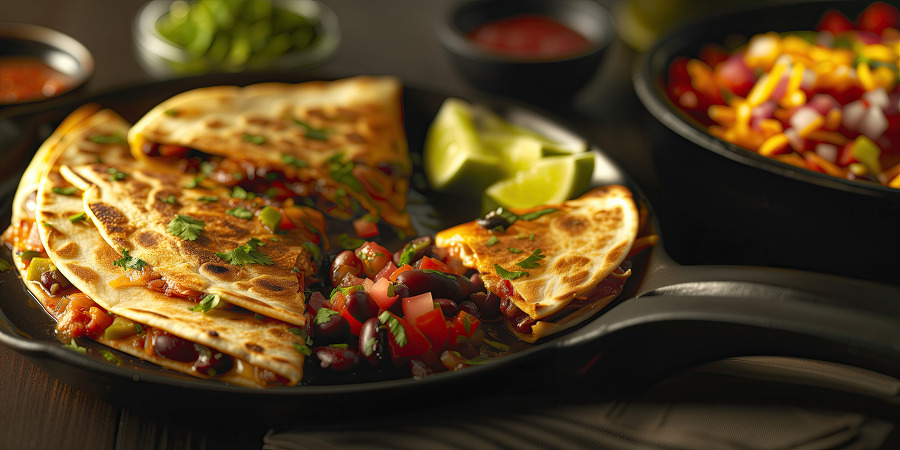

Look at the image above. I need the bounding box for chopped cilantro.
[106,167,128,181]
[166,215,205,241]
[243,133,266,145]
[113,249,147,271]
[68,212,87,223]
[18,250,40,261]
[89,134,127,145]
[215,239,272,266]
[336,233,366,250]
[157,194,178,205]
[226,207,253,219]
[189,294,220,313]
[494,263,527,280]
[302,242,322,260]
[292,117,330,141]
[63,339,87,355]
[518,208,559,221]
[484,339,511,351]
[326,153,363,192]
[99,350,122,365]
[516,248,546,269]
[0,258,10,272]
[293,343,312,356]
[507,248,523,254]
[231,186,254,200]
[486,236,499,247]
[378,311,407,347]
[362,337,377,357]
[51,186,78,196]
[196,196,219,203]
[281,154,308,168]
[314,307,339,325]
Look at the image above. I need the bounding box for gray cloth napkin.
[264,357,898,450]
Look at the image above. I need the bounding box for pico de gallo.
[666,1,900,188]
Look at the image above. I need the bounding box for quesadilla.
[5,106,309,387]
[435,185,648,343]
[126,76,415,238]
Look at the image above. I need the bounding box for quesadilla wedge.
[4,106,309,387]
[127,76,415,237]
[435,185,649,343]
[62,158,323,327]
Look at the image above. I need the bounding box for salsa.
[468,15,592,59]
[0,56,74,103]
[666,2,900,188]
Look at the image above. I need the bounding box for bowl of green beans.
[133,0,339,78]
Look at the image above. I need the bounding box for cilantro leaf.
[507,247,523,254]
[113,249,147,271]
[518,208,559,221]
[494,263,527,280]
[99,350,122,365]
[485,235,499,247]
[0,258,10,272]
[226,207,253,219]
[243,133,266,145]
[167,215,205,241]
[68,212,87,223]
[157,194,178,205]
[196,196,219,203]
[189,294,220,313]
[378,311,407,347]
[63,339,87,354]
[215,239,273,266]
[293,343,312,356]
[51,186,79,196]
[281,154,308,168]
[292,117,330,141]
[106,167,128,181]
[230,186,255,200]
[516,248,546,269]
[314,307,339,325]
[302,242,322,261]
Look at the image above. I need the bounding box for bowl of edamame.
[133,0,340,78]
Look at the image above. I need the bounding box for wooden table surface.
[4,1,899,449]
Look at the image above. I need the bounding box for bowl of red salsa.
[437,0,614,107]
[0,23,93,106]
[633,1,900,286]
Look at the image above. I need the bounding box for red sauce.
[0,56,74,103]
[468,15,592,59]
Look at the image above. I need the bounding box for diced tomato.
[86,307,115,339]
[416,256,454,274]
[55,293,96,339]
[338,305,364,336]
[353,215,379,238]
[389,264,414,282]
[817,9,855,35]
[383,312,431,359]
[857,2,899,35]
[307,291,328,313]
[26,220,44,251]
[375,261,397,280]
[414,308,448,348]
[447,311,481,345]
[402,292,435,324]
[157,144,191,158]
[369,277,399,310]
[714,53,756,98]
[330,291,347,312]
[352,165,393,201]
[283,205,326,241]
[355,241,392,279]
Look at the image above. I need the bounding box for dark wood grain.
[0,344,118,449]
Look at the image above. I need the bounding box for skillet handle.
[553,289,900,394]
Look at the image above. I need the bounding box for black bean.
[459,300,479,316]
[433,298,459,316]
[153,332,199,362]
[313,313,351,345]
[330,250,364,286]
[396,269,474,302]
[469,272,486,293]
[477,209,511,230]
[359,317,391,367]
[345,290,378,323]
[194,346,234,375]
[392,236,433,266]
[315,346,361,371]
[471,292,501,320]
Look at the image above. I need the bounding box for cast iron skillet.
[633,0,900,286]
[1,73,899,419]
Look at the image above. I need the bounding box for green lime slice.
[482,152,595,211]
[424,98,501,196]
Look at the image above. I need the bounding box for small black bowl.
[0,23,94,106]
[633,1,900,286]
[437,0,614,107]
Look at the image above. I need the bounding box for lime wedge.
[483,152,595,211]
[424,98,501,196]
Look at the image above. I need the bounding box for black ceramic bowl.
[437,0,614,107]
[633,1,900,286]
[0,23,93,106]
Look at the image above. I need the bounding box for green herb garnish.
[106,167,128,181]
[293,117,330,141]
[314,307,339,325]
[51,186,78,196]
[113,249,147,271]
[231,186,254,200]
[507,248,523,254]
[326,153,363,192]
[18,250,40,261]
[485,236,499,247]
[0,258,10,272]
[518,208,559,221]
[63,339,87,354]
[243,133,266,145]
[494,263,527,280]
[215,238,272,266]
[281,154,308,168]
[157,194,178,205]
[166,215,205,241]
[336,233,366,250]
[302,242,322,261]
[189,294,220,313]
[68,212,87,223]
[226,207,253,219]
[378,311,407,347]
[516,248,545,269]
[293,343,312,356]
[196,196,219,203]
[99,350,122,365]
